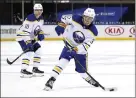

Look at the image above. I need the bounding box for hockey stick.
[63,40,117,92]
[7,49,29,65]
[6,40,39,65]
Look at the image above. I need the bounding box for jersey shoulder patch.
[26,13,37,22]
[61,14,72,24]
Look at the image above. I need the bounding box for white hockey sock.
[33,48,41,68]
[21,52,33,70]
[51,58,69,79]
[33,57,41,67]
[21,64,29,70]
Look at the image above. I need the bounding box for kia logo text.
[105,26,124,36]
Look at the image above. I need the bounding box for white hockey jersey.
[16,13,44,41]
[56,15,98,54]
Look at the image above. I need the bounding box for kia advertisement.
[105,26,124,36]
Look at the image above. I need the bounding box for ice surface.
[1,40,135,97]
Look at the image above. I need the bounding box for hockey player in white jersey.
[44,8,99,90]
[16,4,45,78]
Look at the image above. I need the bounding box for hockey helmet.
[33,3,43,10]
[83,8,95,19]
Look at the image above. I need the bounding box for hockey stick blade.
[7,58,13,65]
[104,87,117,92]
[6,49,30,65]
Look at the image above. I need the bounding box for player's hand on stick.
[34,29,45,41]
[70,47,78,57]
[37,33,45,41]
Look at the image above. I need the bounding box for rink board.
[1,25,135,41]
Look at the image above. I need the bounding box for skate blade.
[33,73,44,77]
[20,74,33,78]
[43,86,51,91]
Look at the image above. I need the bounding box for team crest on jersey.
[73,31,85,44]
[34,25,41,36]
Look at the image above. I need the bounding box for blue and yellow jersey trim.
[16,31,30,37]
[58,22,67,28]
[55,22,67,36]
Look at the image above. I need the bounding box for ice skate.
[32,67,44,77]
[20,69,33,78]
[44,77,56,91]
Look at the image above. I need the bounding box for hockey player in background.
[16,3,45,78]
[44,8,99,91]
